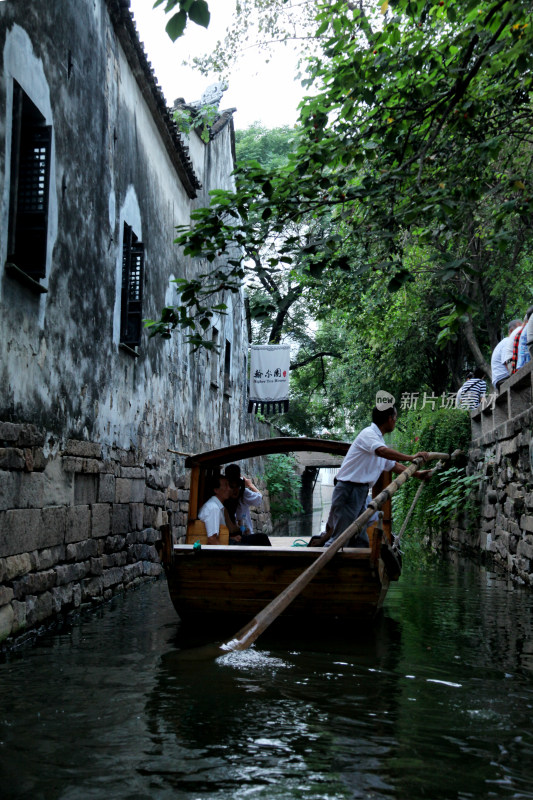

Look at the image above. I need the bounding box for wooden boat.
[159,437,396,627]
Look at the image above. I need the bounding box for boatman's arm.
[375,447,432,481]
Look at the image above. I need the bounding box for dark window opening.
[7,81,51,283]
[120,222,144,349]
[210,326,219,387]
[224,339,232,393]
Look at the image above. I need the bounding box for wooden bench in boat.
[186,519,229,546]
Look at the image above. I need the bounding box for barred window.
[7,81,51,283]
[120,223,144,349]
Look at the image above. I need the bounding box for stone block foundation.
[0,422,189,644]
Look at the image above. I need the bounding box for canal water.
[1,555,533,800]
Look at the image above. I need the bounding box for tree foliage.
[147,0,533,433]
[155,0,211,40]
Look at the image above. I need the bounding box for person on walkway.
[490,319,522,390]
[224,464,271,546]
[528,311,533,361]
[456,367,487,410]
[516,305,533,371]
[197,475,231,544]
[325,405,431,548]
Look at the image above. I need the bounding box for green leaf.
[165,10,187,40]
[188,0,210,28]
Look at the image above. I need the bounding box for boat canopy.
[184,437,351,468]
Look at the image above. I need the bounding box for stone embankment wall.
[0,423,172,643]
[443,360,533,586]
[0,421,273,644]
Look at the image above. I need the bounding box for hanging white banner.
[248,344,290,414]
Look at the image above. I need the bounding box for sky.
[129,0,306,130]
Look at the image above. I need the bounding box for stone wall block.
[65,440,102,459]
[177,489,188,502]
[11,600,26,633]
[0,471,18,511]
[0,422,22,443]
[82,576,103,601]
[115,478,145,504]
[112,504,130,534]
[55,562,89,585]
[52,584,74,613]
[120,467,145,480]
[66,539,98,562]
[62,457,84,473]
[65,505,91,544]
[32,448,47,472]
[506,483,525,500]
[167,487,179,502]
[0,509,41,558]
[26,592,53,626]
[13,569,56,600]
[143,505,158,528]
[143,528,161,544]
[98,473,115,503]
[104,535,126,553]
[501,437,519,457]
[74,474,98,505]
[2,553,32,581]
[0,448,26,470]
[42,506,67,546]
[519,514,533,533]
[90,557,104,576]
[124,562,143,582]
[517,538,533,560]
[0,603,14,642]
[129,543,158,562]
[102,567,123,589]
[91,504,111,538]
[142,561,162,577]
[72,584,82,607]
[30,545,65,572]
[145,487,165,507]
[0,585,14,606]
[130,503,144,531]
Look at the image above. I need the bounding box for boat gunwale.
[170,543,373,559]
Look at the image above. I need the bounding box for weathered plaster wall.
[0,0,268,643]
[436,361,533,587]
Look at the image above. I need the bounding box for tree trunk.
[461,314,492,379]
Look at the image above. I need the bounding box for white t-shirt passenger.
[491,336,512,388]
[198,495,225,537]
[336,423,396,487]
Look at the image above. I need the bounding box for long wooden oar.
[219,451,451,653]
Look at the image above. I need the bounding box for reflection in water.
[0,557,532,799]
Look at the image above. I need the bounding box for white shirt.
[527,315,533,345]
[491,336,512,387]
[235,487,263,533]
[336,423,396,487]
[198,495,225,537]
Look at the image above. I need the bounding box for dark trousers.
[326,480,369,547]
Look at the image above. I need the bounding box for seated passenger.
[456,367,486,409]
[224,464,271,546]
[197,475,231,545]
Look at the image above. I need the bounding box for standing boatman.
[325,401,431,547]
